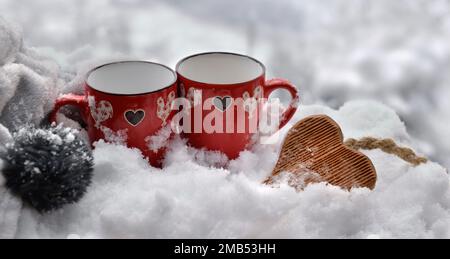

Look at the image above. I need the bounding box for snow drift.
[6,102,450,239]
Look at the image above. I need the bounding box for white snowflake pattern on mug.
[99,126,128,145]
[88,96,113,129]
[156,91,176,126]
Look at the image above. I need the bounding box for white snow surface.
[9,101,450,239]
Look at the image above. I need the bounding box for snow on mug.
[176,52,300,159]
[50,61,178,167]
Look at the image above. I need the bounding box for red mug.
[176,52,299,159]
[50,61,178,167]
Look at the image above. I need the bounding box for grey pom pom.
[1,125,93,212]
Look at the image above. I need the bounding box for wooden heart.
[265,115,377,190]
[213,96,232,112]
[124,109,145,126]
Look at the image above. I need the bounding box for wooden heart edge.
[265,115,377,190]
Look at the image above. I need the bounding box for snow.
[4,101,448,239]
[0,2,450,238]
[99,126,128,145]
[13,124,79,147]
[145,125,173,153]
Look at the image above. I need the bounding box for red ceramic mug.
[50,61,178,167]
[176,52,299,159]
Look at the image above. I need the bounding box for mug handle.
[263,78,300,130]
[49,94,88,125]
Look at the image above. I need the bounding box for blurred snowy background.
[1,0,449,168]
